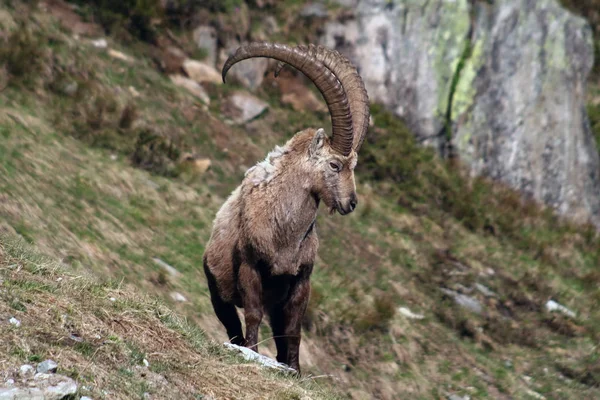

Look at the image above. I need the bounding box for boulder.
[182,59,222,85]
[222,92,269,124]
[169,75,210,105]
[321,0,600,227]
[451,0,600,226]
[321,0,471,147]
[193,25,218,67]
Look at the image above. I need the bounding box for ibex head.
[222,42,370,215]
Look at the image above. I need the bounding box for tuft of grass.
[69,0,164,43]
[353,292,397,333]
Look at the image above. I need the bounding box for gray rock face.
[322,0,600,226]
[193,25,218,67]
[452,0,600,226]
[222,92,269,124]
[322,0,471,147]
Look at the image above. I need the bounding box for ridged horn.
[222,42,354,156]
[274,44,370,153]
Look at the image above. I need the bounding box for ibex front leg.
[239,262,263,352]
[282,276,311,374]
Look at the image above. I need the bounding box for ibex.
[203,42,370,374]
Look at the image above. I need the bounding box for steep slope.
[0,235,337,399]
[1,1,600,399]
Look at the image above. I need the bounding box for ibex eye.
[329,162,340,172]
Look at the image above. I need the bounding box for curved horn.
[274,45,370,153]
[222,42,354,156]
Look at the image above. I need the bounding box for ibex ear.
[309,128,326,157]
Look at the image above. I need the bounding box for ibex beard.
[203,42,370,374]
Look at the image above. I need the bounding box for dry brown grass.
[0,234,339,399]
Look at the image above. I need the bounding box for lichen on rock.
[451,0,600,226]
[322,0,471,148]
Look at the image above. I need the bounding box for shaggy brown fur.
[203,128,358,373]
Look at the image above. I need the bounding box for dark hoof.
[230,336,246,346]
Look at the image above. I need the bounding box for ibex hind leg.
[203,258,245,346]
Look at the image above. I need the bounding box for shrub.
[69,0,164,43]
[130,128,182,176]
[0,20,49,88]
[353,292,396,333]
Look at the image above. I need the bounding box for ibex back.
[203,42,370,374]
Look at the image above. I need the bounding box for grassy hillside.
[1,1,600,399]
[0,234,337,399]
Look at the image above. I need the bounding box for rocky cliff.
[323,0,600,226]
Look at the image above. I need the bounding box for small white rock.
[9,317,21,327]
[129,86,140,97]
[223,343,296,373]
[108,49,133,62]
[524,389,546,399]
[143,359,149,367]
[5,378,15,386]
[545,300,576,318]
[447,395,470,400]
[152,257,179,277]
[91,38,108,48]
[109,297,116,302]
[37,359,58,374]
[81,397,93,400]
[170,292,187,302]
[19,364,35,377]
[475,283,497,297]
[398,306,425,320]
